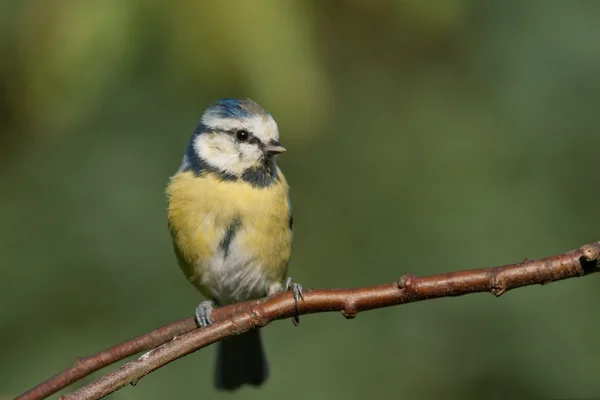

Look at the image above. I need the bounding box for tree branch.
[18,242,600,400]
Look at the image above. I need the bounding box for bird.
[166,98,301,391]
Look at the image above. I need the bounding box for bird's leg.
[284,276,304,304]
[285,277,303,326]
[194,300,215,328]
[266,277,304,326]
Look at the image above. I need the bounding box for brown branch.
[16,317,198,400]
[18,242,600,400]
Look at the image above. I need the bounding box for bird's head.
[181,99,285,182]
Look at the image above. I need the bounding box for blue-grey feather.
[240,167,276,188]
[204,98,271,121]
[209,99,251,119]
[215,329,268,390]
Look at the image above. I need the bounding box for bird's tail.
[214,328,268,391]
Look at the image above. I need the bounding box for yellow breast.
[166,170,292,298]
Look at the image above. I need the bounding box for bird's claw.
[285,277,304,302]
[194,300,214,328]
[285,277,303,326]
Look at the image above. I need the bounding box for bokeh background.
[3,1,600,399]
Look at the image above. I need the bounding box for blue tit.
[166,98,301,391]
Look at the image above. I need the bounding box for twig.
[18,242,600,400]
[16,318,198,400]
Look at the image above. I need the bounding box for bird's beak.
[265,140,286,156]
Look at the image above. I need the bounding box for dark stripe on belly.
[220,217,242,258]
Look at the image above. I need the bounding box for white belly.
[199,233,271,305]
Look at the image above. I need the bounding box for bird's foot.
[285,277,304,303]
[285,277,304,327]
[194,300,214,328]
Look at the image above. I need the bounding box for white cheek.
[194,135,241,175]
[238,142,263,162]
[194,134,261,176]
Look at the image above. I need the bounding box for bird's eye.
[236,130,249,142]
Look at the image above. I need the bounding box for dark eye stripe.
[224,128,262,146]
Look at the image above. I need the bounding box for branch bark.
[17,242,600,400]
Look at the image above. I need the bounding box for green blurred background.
[2,1,600,399]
